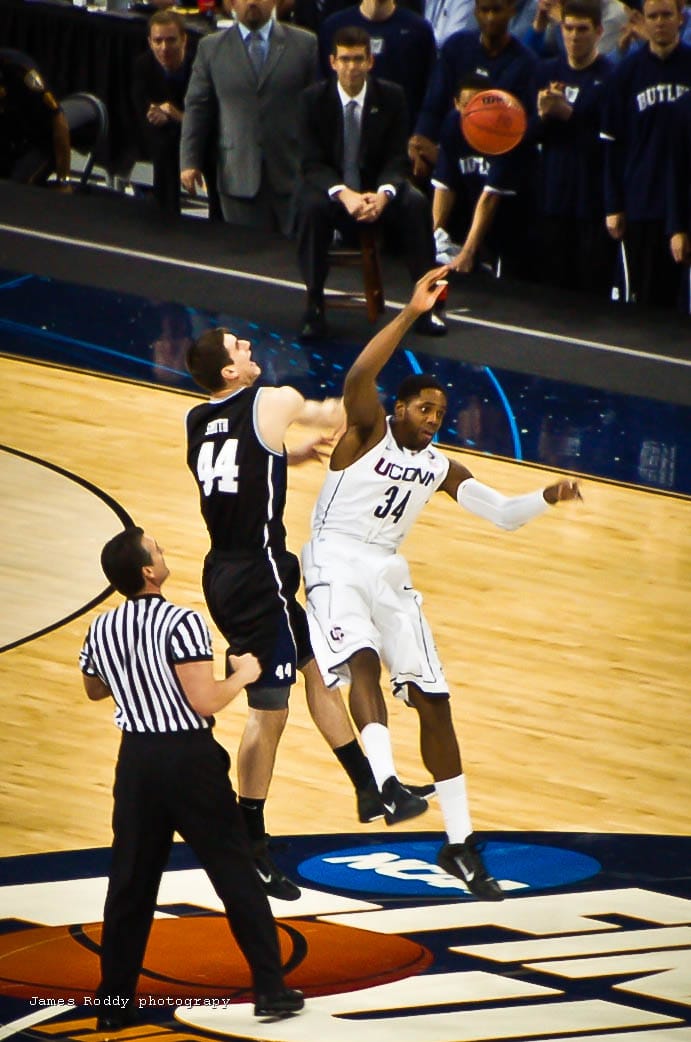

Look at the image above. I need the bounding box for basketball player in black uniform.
[185,329,433,901]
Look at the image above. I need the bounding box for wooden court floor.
[1,354,689,860]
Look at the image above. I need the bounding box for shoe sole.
[384,798,428,826]
[358,808,385,823]
[436,854,504,901]
[263,883,301,901]
[407,783,436,800]
[255,1010,303,1019]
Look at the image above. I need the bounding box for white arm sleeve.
[457,478,548,531]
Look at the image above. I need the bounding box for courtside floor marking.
[1,223,689,370]
[0,1008,70,1040]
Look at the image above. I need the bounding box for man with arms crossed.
[302,267,582,899]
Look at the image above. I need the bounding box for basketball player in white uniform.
[302,266,582,899]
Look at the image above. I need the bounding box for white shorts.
[301,536,449,699]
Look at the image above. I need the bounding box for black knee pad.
[246,685,291,710]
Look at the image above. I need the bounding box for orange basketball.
[461,89,527,155]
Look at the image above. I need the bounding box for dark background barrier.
[0,0,208,173]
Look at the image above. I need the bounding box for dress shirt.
[328,81,396,198]
[237,20,272,67]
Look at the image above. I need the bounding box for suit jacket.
[298,75,410,195]
[131,51,192,154]
[180,21,318,199]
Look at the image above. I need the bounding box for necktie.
[247,31,265,77]
[343,99,361,190]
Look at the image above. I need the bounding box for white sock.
[360,722,397,790]
[435,775,472,844]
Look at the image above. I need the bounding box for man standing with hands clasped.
[80,527,304,1025]
[301,267,583,900]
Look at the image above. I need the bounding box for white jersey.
[311,420,450,551]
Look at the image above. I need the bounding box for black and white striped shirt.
[79,595,214,733]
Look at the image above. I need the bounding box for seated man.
[132,11,220,218]
[295,25,443,338]
[0,48,71,188]
[318,0,437,131]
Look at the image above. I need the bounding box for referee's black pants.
[98,729,284,1003]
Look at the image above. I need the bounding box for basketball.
[461,89,527,156]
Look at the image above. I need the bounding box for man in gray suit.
[181,0,318,234]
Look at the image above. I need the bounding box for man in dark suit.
[132,11,220,217]
[295,25,443,338]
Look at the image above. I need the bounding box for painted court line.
[0,1008,70,1040]
[1,223,689,371]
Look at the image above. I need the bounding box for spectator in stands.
[318,0,437,130]
[409,0,537,180]
[0,48,71,189]
[423,0,478,45]
[534,0,616,293]
[617,0,690,57]
[431,74,539,277]
[524,0,628,57]
[180,0,318,235]
[602,0,691,307]
[667,88,691,309]
[295,26,442,338]
[289,0,422,31]
[132,11,220,218]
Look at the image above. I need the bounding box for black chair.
[61,92,109,189]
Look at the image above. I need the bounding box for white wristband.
[457,478,548,531]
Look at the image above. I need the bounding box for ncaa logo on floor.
[0,831,689,1041]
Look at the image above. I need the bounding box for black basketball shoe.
[356,780,385,823]
[254,987,305,1018]
[381,776,429,825]
[253,840,301,901]
[357,779,436,823]
[437,833,504,900]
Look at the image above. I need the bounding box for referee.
[79,527,303,1026]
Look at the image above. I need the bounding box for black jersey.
[535,54,613,220]
[602,43,691,221]
[186,385,288,555]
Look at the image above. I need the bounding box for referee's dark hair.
[395,374,447,405]
[186,327,230,393]
[101,527,151,598]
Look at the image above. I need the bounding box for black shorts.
[202,549,312,690]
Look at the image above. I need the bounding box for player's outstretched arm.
[257,386,343,453]
[441,460,582,531]
[343,266,449,430]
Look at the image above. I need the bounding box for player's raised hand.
[409,266,450,316]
